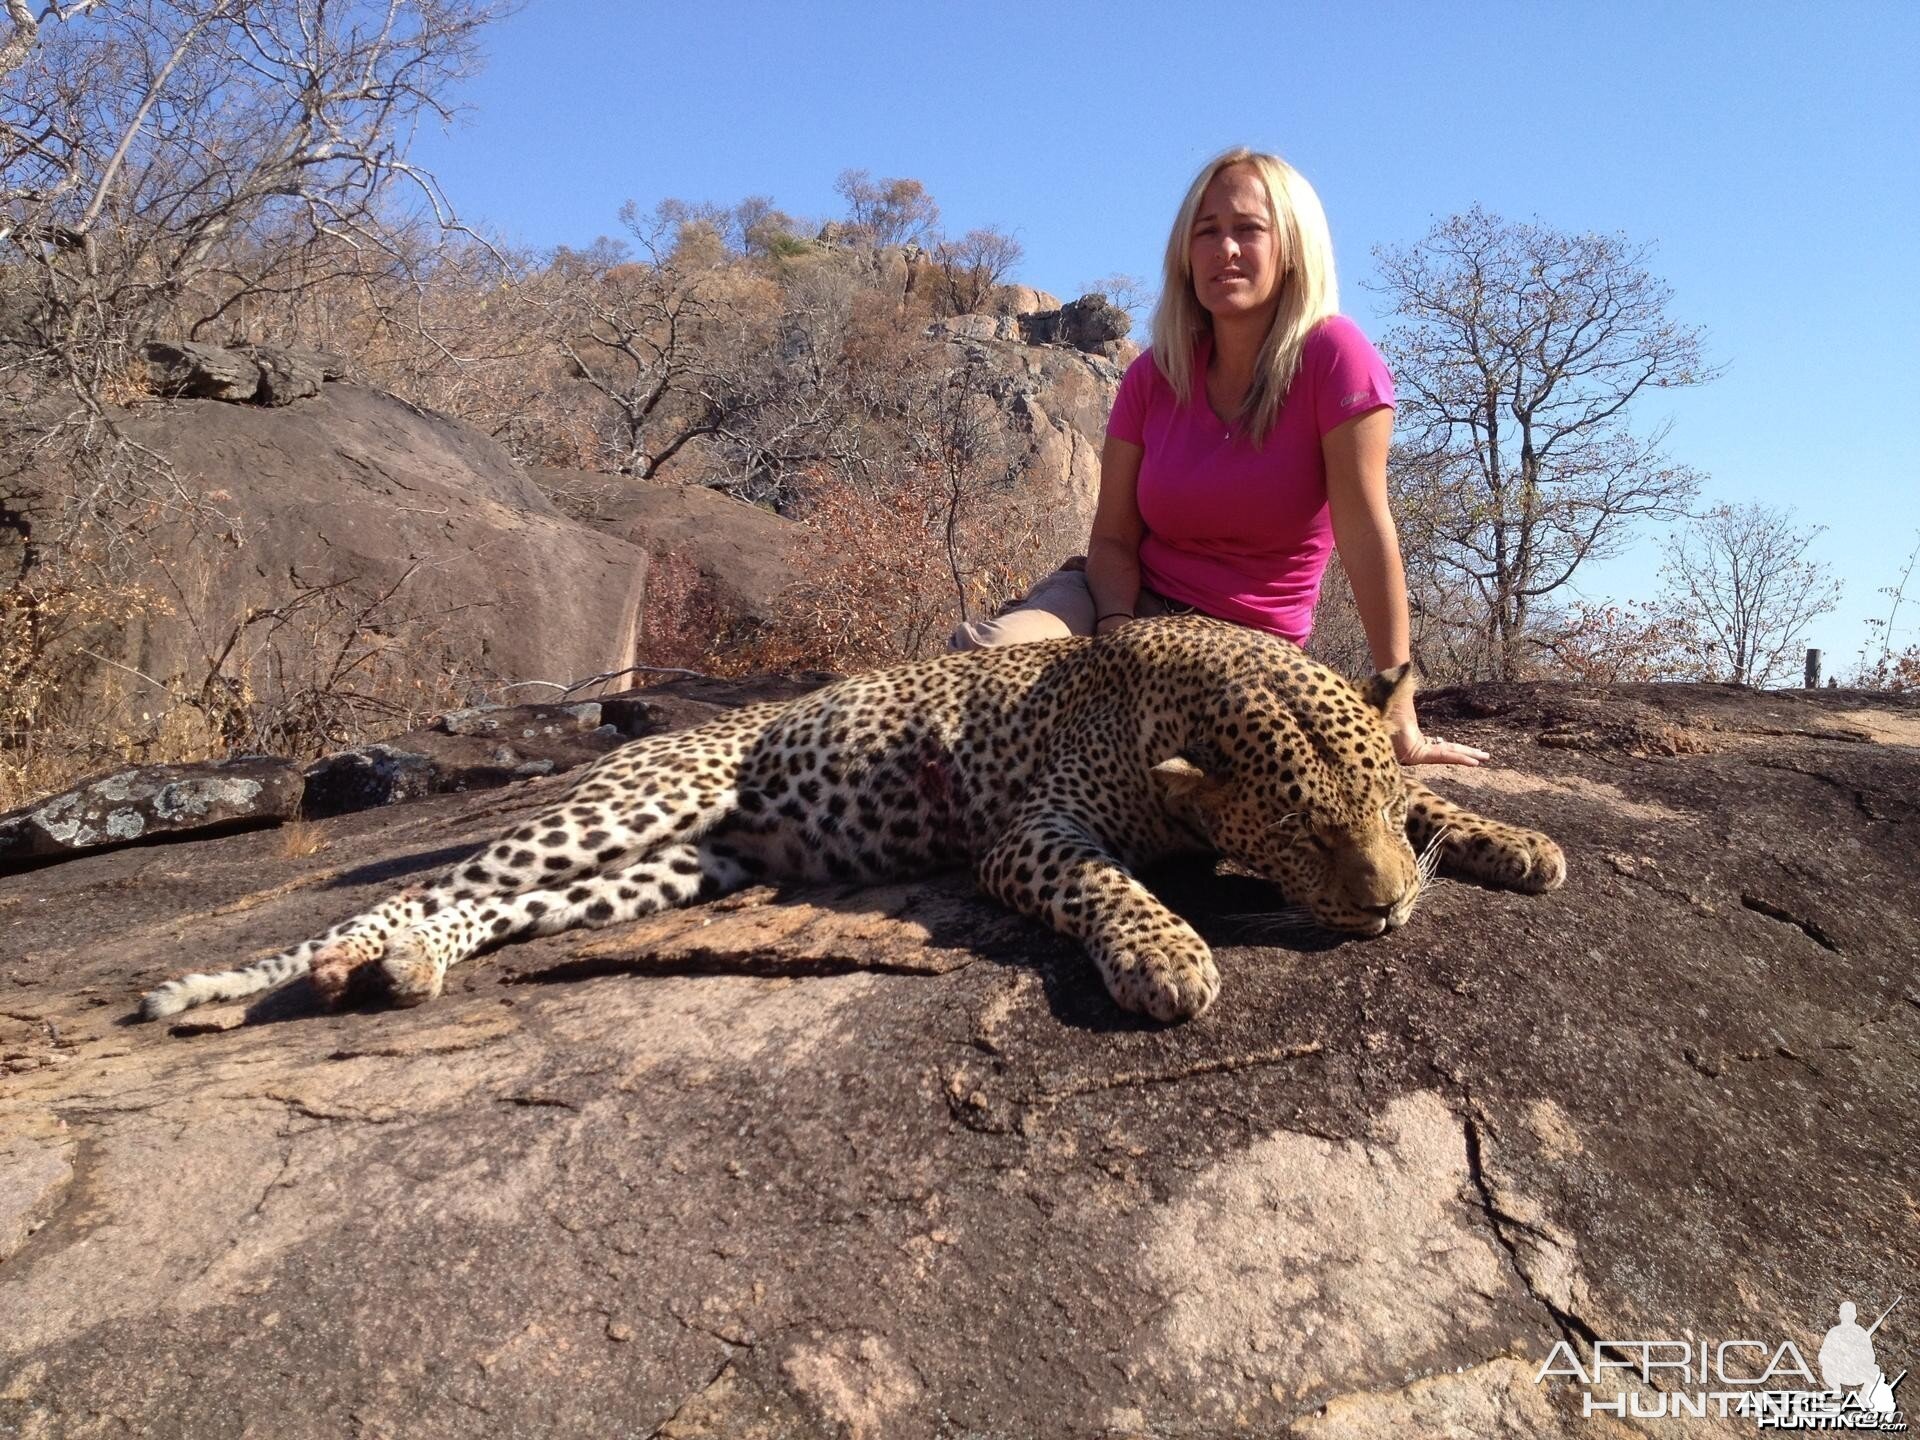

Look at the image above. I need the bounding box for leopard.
[138,616,1565,1026]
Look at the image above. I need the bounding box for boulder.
[533,473,817,632]
[986,283,1062,317]
[950,337,1123,538]
[143,340,261,402]
[0,755,302,867]
[240,345,325,406]
[432,702,608,739]
[299,743,441,819]
[924,314,1020,344]
[597,672,840,740]
[1020,293,1132,352]
[86,384,653,713]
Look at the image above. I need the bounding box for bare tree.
[1078,272,1150,329]
[833,169,939,248]
[930,226,1022,316]
[1853,530,1920,689]
[530,212,735,480]
[902,348,1018,624]
[1371,206,1719,678]
[734,195,805,258]
[2,0,503,362]
[704,265,871,510]
[2,0,507,564]
[1658,502,1842,686]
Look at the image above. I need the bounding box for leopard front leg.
[1403,776,1566,893]
[978,814,1220,1023]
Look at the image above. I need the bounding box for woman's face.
[1188,163,1284,323]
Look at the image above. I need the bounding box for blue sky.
[410,0,1920,671]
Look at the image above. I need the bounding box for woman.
[950,147,1482,767]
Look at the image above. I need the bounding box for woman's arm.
[1323,408,1488,767]
[1087,434,1147,636]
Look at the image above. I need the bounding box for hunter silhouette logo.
[1818,1298,1906,1420]
[1534,1292,1908,1428]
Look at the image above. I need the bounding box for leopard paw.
[1455,825,1566,893]
[378,934,444,1008]
[309,940,373,1007]
[1500,829,1566,892]
[1099,943,1221,1023]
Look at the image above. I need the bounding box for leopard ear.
[1360,663,1417,717]
[1151,756,1225,807]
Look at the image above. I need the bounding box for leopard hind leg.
[440,744,746,903]
[137,888,436,1020]
[378,840,752,1007]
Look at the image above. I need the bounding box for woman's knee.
[949,608,1069,651]
[948,564,1093,651]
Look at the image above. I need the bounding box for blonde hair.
[1149,147,1341,443]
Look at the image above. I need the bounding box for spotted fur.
[139,617,1564,1025]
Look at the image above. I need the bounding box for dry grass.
[0,552,484,813]
[275,818,330,858]
[98,354,158,408]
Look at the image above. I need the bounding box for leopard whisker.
[1225,907,1326,939]
[1403,826,1452,923]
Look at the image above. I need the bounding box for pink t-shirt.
[1106,314,1394,643]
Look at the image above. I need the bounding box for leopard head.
[1152,663,1421,935]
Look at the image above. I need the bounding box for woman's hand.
[1390,709,1489,767]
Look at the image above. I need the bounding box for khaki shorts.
[948,558,1197,651]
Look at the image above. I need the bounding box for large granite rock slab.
[0,682,1915,1436]
[68,384,655,716]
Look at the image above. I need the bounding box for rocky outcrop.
[986,282,1063,317]
[143,340,347,406]
[924,293,1137,536]
[972,334,1126,536]
[1,681,1914,1436]
[1018,292,1133,353]
[300,702,631,819]
[931,292,1136,357]
[0,756,303,865]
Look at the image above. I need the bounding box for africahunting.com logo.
[1535,1295,1907,1429]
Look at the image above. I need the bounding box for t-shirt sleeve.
[1107,352,1157,446]
[1311,316,1395,437]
